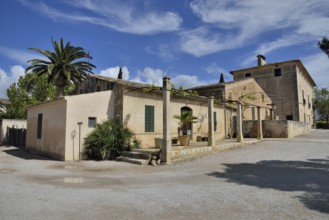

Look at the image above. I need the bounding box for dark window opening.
[245,73,251,77]
[274,68,282,77]
[96,86,101,92]
[145,105,154,132]
[37,113,43,139]
[88,117,97,128]
[286,115,293,120]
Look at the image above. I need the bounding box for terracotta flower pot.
[178,135,190,146]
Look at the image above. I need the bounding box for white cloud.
[0,65,25,98]
[20,0,182,35]
[99,66,129,79]
[184,0,329,57]
[133,67,165,86]
[132,67,211,89]
[0,46,44,65]
[302,53,329,88]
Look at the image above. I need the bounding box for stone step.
[122,151,151,160]
[119,156,149,166]
[132,148,161,156]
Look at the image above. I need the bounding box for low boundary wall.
[243,120,311,138]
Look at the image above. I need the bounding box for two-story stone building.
[230,55,316,124]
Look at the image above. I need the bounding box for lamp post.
[77,122,83,161]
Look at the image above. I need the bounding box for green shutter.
[145,105,154,132]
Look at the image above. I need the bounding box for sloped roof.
[187,78,256,90]
[89,74,155,89]
[230,59,316,87]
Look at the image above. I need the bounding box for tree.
[118,67,123,79]
[219,73,225,83]
[26,38,96,98]
[314,87,329,128]
[318,37,329,57]
[5,72,63,119]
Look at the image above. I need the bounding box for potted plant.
[174,111,198,146]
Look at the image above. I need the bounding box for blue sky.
[1,0,329,98]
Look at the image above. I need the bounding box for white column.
[208,97,215,146]
[162,77,171,164]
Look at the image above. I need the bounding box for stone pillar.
[257,106,263,140]
[208,97,215,146]
[162,77,171,164]
[237,102,243,142]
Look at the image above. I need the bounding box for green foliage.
[318,37,329,58]
[84,119,140,160]
[142,84,199,97]
[4,72,76,119]
[314,87,329,127]
[26,38,96,98]
[316,121,329,129]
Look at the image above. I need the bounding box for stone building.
[189,78,272,121]
[230,55,316,124]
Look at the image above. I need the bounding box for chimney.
[257,54,266,66]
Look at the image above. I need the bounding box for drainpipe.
[77,122,83,161]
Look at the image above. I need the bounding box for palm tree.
[26,38,96,98]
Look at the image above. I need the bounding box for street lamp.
[77,122,83,160]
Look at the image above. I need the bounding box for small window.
[245,73,251,77]
[37,113,43,139]
[274,68,282,77]
[286,115,293,120]
[88,117,97,128]
[145,105,154,132]
[262,94,265,102]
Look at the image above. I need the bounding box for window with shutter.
[145,105,154,132]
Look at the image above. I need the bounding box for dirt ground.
[1,130,328,220]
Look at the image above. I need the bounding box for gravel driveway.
[1,130,328,220]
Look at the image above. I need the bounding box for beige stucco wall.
[65,90,114,161]
[0,119,27,144]
[26,90,114,161]
[123,92,228,148]
[26,99,67,160]
[296,66,314,124]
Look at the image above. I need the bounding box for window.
[37,113,43,139]
[274,68,282,77]
[262,94,265,102]
[145,105,154,132]
[213,112,217,131]
[96,86,100,92]
[245,73,251,77]
[286,115,293,120]
[88,117,97,128]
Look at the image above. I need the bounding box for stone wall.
[243,120,311,138]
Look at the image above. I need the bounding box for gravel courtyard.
[1,130,328,220]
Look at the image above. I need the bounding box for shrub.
[84,119,140,160]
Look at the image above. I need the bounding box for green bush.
[316,121,329,129]
[84,119,140,160]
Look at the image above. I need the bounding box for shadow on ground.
[2,146,53,161]
[208,158,329,213]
